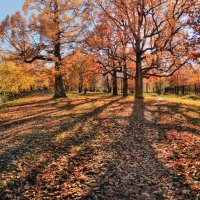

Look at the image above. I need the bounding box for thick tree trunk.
[135,55,143,99]
[112,69,118,96]
[54,73,66,98]
[53,4,66,99]
[123,59,128,97]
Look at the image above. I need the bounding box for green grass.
[144,93,200,106]
[0,91,52,108]
[0,97,29,108]
[160,94,200,106]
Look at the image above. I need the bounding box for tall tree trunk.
[53,4,66,99]
[135,54,143,99]
[123,58,128,97]
[54,71,66,98]
[112,69,118,96]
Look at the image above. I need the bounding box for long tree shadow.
[82,99,199,200]
[0,97,199,199]
[0,96,107,131]
[145,101,200,140]
[0,96,123,199]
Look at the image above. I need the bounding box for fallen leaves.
[0,94,199,199]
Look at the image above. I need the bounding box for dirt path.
[0,94,199,199]
[157,95,164,101]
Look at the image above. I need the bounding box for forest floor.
[0,93,199,200]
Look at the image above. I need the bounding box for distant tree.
[65,49,99,93]
[0,62,35,97]
[0,60,53,99]
[85,19,122,96]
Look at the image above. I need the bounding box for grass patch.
[143,93,200,107]
[160,94,200,106]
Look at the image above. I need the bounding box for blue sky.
[0,0,24,21]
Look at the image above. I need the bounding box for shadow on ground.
[0,95,199,199]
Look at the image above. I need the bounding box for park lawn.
[0,93,199,199]
[145,93,200,107]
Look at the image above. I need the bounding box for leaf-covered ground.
[0,93,199,199]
